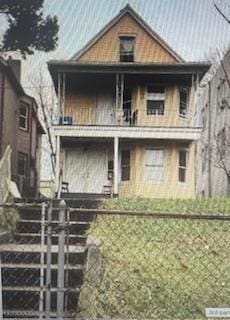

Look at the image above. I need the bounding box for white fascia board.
[53,125,202,141]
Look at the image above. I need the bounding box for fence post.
[45,201,52,318]
[57,200,66,318]
[39,202,46,319]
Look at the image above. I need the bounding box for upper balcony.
[49,61,210,141]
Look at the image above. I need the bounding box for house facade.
[197,50,230,197]
[0,57,44,197]
[49,5,210,198]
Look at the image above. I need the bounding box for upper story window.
[179,87,189,118]
[146,86,165,116]
[119,36,135,62]
[19,102,29,131]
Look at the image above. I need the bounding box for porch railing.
[58,107,139,126]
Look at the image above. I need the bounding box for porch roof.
[48,61,211,88]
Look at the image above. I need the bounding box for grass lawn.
[79,199,230,319]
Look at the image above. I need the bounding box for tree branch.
[214,1,230,24]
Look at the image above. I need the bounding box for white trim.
[53,125,201,141]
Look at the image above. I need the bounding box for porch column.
[55,135,60,194]
[114,136,119,195]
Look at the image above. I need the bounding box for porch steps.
[1,201,96,316]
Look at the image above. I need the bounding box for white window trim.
[146,86,166,117]
[178,149,189,184]
[19,103,29,131]
[144,148,165,184]
[179,87,190,120]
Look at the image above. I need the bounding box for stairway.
[1,201,95,318]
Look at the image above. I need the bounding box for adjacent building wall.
[197,50,230,197]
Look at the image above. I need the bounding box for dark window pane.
[179,150,186,167]
[121,150,130,181]
[179,167,186,182]
[147,100,165,115]
[19,117,26,128]
[18,153,27,176]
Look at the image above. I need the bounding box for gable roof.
[71,4,184,63]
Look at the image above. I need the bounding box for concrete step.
[16,220,91,235]
[1,244,87,265]
[15,233,87,245]
[3,286,80,312]
[2,265,84,287]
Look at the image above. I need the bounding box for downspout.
[208,81,212,197]
[0,73,5,158]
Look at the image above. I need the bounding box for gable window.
[19,102,29,130]
[121,150,130,181]
[179,87,189,118]
[178,149,188,183]
[144,149,164,182]
[146,86,165,116]
[119,36,135,62]
[18,152,28,176]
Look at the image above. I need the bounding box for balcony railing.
[59,107,139,126]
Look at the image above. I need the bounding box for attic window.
[119,36,135,62]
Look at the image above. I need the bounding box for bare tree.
[214,0,230,24]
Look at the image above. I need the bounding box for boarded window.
[179,87,189,118]
[178,150,188,183]
[119,36,135,62]
[19,102,29,130]
[144,149,164,182]
[18,152,28,176]
[146,86,165,115]
[121,150,130,181]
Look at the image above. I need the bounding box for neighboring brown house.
[0,57,44,197]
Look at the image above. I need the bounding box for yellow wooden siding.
[119,142,195,199]
[77,14,177,63]
[65,84,195,127]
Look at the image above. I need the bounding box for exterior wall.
[119,141,195,199]
[1,73,19,177]
[197,51,230,197]
[65,82,196,128]
[77,14,177,63]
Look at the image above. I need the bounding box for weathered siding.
[77,14,177,63]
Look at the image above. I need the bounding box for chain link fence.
[0,202,230,319]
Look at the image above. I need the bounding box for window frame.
[178,149,188,184]
[179,87,190,119]
[17,152,28,177]
[19,102,29,131]
[144,148,165,183]
[146,86,166,116]
[119,35,135,63]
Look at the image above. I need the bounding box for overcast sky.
[19,0,230,86]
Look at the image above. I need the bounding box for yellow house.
[48,4,210,199]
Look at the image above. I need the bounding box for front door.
[65,147,108,193]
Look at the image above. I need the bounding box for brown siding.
[78,14,177,63]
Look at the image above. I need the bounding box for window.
[178,150,188,183]
[119,36,135,62]
[146,86,165,115]
[18,152,28,176]
[179,87,189,118]
[201,105,207,129]
[217,128,226,159]
[121,150,130,181]
[19,102,29,130]
[144,149,164,182]
[108,160,114,180]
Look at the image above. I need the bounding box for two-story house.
[0,57,44,197]
[48,4,210,198]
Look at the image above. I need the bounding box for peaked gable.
[71,5,183,63]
